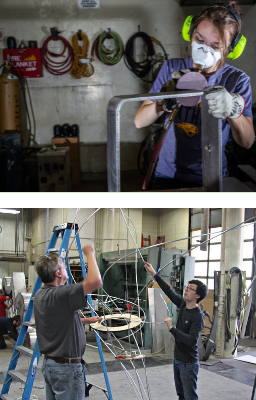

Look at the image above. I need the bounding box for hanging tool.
[70,30,94,79]
[142,102,180,190]
[91,29,124,65]
[124,28,168,83]
[41,30,74,75]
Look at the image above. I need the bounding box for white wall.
[95,208,189,255]
[0,0,188,173]
[228,4,256,107]
[142,208,159,247]
[0,212,29,274]
[158,208,189,250]
[96,208,143,254]
[0,213,20,253]
[31,208,96,261]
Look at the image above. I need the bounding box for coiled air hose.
[70,32,94,79]
[91,31,124,65]
[41,34,74,75]
[124,32,167,83]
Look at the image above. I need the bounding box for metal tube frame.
[107,90,223,192]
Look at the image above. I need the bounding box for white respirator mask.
[191,41,222,69]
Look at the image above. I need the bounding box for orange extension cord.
[70,32,94,79]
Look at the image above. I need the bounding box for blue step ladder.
[1,222,113,400]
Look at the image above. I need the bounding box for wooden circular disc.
[176,72,208,106]
[90,313,142,332]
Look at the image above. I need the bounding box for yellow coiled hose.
[70,32,94,79]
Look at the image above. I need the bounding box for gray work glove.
[158,69,191,112]
[204,86,245,119]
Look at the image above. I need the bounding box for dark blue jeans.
[173,358,199,400]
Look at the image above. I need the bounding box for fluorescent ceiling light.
[0,209,20,215]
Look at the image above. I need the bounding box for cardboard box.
[3,48,43,78]
[51,137,81,186]
[37,147,71,192]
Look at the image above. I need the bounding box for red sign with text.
[3,48,43,78]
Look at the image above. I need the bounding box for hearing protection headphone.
[182,3,246,60]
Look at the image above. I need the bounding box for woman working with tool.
[134,1,255,190]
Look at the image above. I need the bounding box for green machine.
[98,246,195,349]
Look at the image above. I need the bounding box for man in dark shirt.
[144,262,208,400]
[34,244,102,400]
[0,315,21,349]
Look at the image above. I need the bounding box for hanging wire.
[15,213,19,256]
[45,208,49,252]
[65,208,80,261]
[137,216,256,299]
[120,209,145,262]
[67,208,101,252]
[103,218,256,286]
[159,293,171,318]
[63,208,256,400]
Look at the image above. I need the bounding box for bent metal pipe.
[106,89,223,192]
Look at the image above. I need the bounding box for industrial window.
[190,210,255,290]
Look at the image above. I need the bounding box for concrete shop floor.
[0,334,255,400]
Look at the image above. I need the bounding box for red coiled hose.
[41,35,74,75]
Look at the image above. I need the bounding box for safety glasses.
[184,285,197,293]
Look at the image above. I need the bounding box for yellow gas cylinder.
[0,65,21,134]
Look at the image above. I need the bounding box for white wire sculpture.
[65,208,256,400]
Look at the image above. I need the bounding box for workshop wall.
[142,209,159,247]
[96,208,144,253]
[227,5,256,107]
[158,208,189,250]
[31,208,96,262]
[0,212,29,275]
[0,0,188,174]
[0,208,195,277]
[0,213,21,253]
[95,208,190,254]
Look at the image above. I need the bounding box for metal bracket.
[50,27,59,41]
[106,28,111,39]
[107,90,223,192]
[77,29,83,41]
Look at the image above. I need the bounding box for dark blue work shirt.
[0,317,14,335]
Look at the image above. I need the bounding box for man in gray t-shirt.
[34,244,102,400]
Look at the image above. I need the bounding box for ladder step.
[8,370,27,384]
[1,394,15,400]
[23,321,35,327]
[16,345,33,357]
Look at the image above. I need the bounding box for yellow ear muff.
[227,35,246,60]
[182,15,194,42]
[182,14,246,60]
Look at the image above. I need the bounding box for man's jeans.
[173,358,200,400]
[42,358,85,400]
